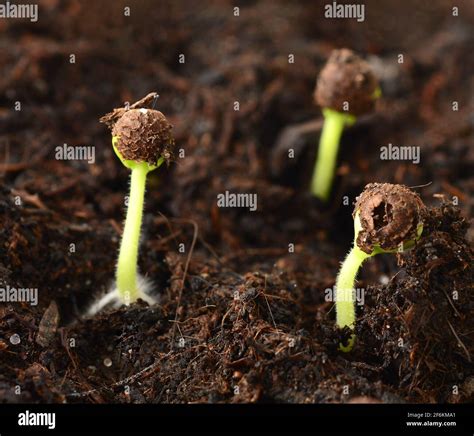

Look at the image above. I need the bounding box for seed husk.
[107,108,175,166]
[354,183,426,254]
[314,48,379,116]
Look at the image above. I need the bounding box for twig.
[168,218,199,350]
[446,320,471,362]
[261,275,276,329]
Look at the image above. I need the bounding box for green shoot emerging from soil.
[112,135,163,304]
[311,108,355,200]
[98,94,175,308]
[311,49,380,201]
[336,183,426,352]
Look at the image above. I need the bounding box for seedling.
[335,183,426,351]
[311,49,380,201]
[89,94,175,314]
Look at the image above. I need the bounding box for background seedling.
[311,49,380,201]
[89,94,175,314]
[335,183,426,351]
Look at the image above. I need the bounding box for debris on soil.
[36,301,60,348]
[99,92,160,130]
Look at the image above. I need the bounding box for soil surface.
[0,0,473,404]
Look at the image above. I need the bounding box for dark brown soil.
[0,0,473,404]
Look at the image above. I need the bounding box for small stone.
[9,333,20,345]
[103,357,113,367]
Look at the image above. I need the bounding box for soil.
[0,0,473,404]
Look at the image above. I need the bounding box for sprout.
[311,49,380,201]
[89,95,174,314]
[335,183,426,351]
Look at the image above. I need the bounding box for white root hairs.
[86,274,156,317]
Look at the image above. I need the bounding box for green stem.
[310,109,353,201]
[116,162,150,304]
[335,245,371,351]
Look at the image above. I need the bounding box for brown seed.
[36,301,60,348]
[354,183,426,254]
[314,48,379,116]
[112,108,175,166]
